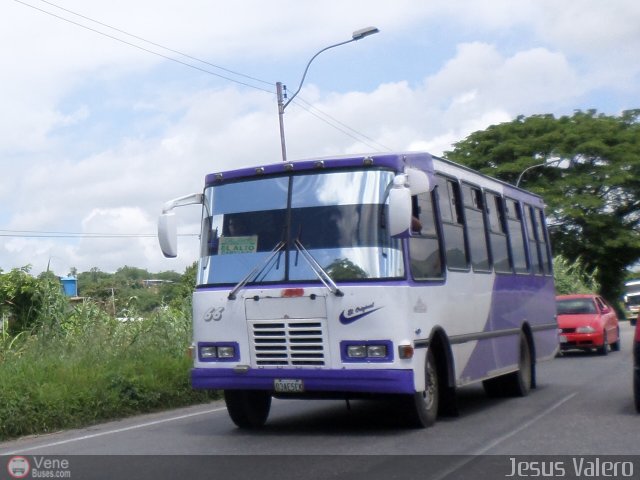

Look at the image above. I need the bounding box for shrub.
[554,255,600,295]
[0,267,217,441]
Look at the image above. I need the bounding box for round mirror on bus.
[406,168,433,195]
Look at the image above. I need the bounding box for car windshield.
[557,298,597,315]
[197,169,404,286]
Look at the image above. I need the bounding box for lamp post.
[515,159,564,187]
[276,26,379,161]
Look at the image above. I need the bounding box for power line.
[15,0,392,153]
[290,101,383,151]
[14,0,274,94]
[38,0,274,88]
[292,95,393,152]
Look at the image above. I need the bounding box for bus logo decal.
[339,304,382,325]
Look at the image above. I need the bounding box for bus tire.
[224,390,272,429]
[405,349,439,428]
[505,332,533,397]
[483,332,533,397]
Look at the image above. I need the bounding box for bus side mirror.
[156,192,203,259]
[406,168,433,195]
[388,175,412,236]
[158,213,178,258]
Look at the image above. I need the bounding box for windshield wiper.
[227,241,286,300]
[294,239,344,297]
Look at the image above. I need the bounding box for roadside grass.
[0,295,217,441]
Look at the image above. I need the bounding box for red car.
[556,294,621,355]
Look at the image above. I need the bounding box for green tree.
[445,109,640,302]
[0,266,40,334]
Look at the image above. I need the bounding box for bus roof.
[204,152,543,203]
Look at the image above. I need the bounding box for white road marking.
[1,406,227,455]
[472,392,578,455]
[430,392,578,480]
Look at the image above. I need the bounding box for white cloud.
[1,0,638,275]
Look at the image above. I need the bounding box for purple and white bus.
[158,152,557,428]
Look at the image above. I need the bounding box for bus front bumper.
[191,367,415,395]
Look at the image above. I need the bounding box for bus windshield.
[197,169,404,286]
[626,294,640,307]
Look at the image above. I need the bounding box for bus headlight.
[367,345,388,358]
[198,342,239,362]
[217,346,236,358]
[199,346,218,359]
[347,345,367,358]
[342,341,392,362]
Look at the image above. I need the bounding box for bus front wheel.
[405,349,439,428]
[224,390,272,429]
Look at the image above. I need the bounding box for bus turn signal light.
[398,344,414,359]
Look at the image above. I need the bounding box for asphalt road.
[1,323,638,462]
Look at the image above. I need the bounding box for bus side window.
[435,176,469,270]
[485,192,512,273]
[462,184,491,272]
[505,198,529,273]
[524,205,544,274]
[409,190,444,280]
[536,208,553,274]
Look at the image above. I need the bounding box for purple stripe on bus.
[460,274,556,380]
[191,367,415,394]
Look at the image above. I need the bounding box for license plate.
[274,379,304,393]
[558,335,567,343]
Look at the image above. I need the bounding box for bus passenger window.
[536,208,553,274]
[435,176,469,271]
[485,193,512,273]
[463,184,491,272]
[505,198,529,273]
[411,195,422,234]
[524,205,543,274]
[409,191,443,280]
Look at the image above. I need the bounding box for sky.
[2,0,639,277]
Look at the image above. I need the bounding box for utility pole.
[276,81,288,162]
[276,27,379,162]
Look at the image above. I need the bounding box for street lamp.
[515,159,564,187]
[276,26,379,161]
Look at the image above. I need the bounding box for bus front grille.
[249,319,327,366]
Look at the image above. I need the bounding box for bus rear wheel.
[483,332,533,397]
[224,390,272,429]
[404,349,439,428]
